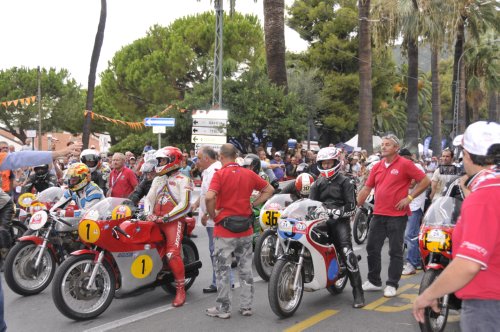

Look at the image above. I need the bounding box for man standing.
[413,121,500,331]
[191,146,222,293]
[429,149,459,201]
[0,142,13,195]
[205,144,274,319]
[107,153,138,198]
[270,152,285,181]
[357,134,430,297]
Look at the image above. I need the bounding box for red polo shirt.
[365,155,426,216]
[452,176,500,300]
[209,162,268,238]
[108,167,138,198]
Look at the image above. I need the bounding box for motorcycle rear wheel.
[254,229,280,282]
[419,269,449,332]
[52,254,115,320]
[268,259,304,318]
[353,209,369,244]
[4,241,56,296]
[162,238,199,294]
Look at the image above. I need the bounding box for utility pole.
[37,66,42,150]
[212,0,223,109]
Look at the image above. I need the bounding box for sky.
[0,0,308,86]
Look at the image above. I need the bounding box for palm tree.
[82,0,107,149]
[264,0,288,91]
[358,0,373,154]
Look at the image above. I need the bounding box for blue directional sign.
[144,118,176,127]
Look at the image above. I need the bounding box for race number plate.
[261,210,281,227]
[130,255,154,279]
[78,219,101,243]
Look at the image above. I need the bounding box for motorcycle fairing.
[113,248,163,294]
[119,220,164,244]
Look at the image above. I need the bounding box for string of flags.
[1,96,37,108]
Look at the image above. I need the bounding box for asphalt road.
[3,221,460,332]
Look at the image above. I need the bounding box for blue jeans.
[461,299,500,332]
[0,279,6,332]
[366,215,407,288]
[404,208,422,268]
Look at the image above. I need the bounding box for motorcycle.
[254,194,294,281]
[268,199,349,318]
[352,189,374,244]
[418,195,462,332]
[51,197,202,320]
[4,187,81,296]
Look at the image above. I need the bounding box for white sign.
[191,135,226,144]
[192,127,226,136]
[192,110,228,120]
[144,118,176,127]
[152,126,166,134]
[194,143,223,152]
[192,118,227,127]
[26,130,37,138]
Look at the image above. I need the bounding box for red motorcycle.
[418,196,462,332]
[51,197,202,320]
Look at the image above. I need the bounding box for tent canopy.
[344,134,382,149]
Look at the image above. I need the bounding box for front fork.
[86,251,105,290]
[293,246,305,291]
[34,224,53,269]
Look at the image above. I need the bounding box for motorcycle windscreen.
[280,198,323,221]
[422,196,462,227]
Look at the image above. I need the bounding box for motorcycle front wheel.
[268,259,304,318]
[418,269,449,332]
[352,209,369,244]
[254,229,280,281]
[52,254,115,320]
[162,238,199,294]
[4,241,56,296]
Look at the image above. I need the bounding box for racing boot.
[350,271,365,308]
[172,279,186,307]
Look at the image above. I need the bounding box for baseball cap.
[461,121,500,156]
[274,152,281,157]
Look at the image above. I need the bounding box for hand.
[201,214,209,226]
[395,197,411,210]
[412,293,440,323]
[331,209,342,220]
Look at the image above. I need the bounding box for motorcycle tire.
[268,259,304,318]
[254,229,279,282]
[353,209,369,244]
[418,269,449,332]
[52,254,115,320]
[326,272,349,295]
[4,241,57,296]
[162,238,199,294]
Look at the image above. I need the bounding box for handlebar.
[113,226,131,239]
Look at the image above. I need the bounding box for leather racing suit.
[56,182,104,215]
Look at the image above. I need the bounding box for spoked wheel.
[268,259,304,318]
[254,229,280,281]
[353,209,369,244]
[327,272,348,295]
[418,269,449,332]
[162,238,199,294]
[4,241,56,296]
[52,254,115,320]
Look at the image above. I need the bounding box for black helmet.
[33,164,49,179]
[242,154,261,174]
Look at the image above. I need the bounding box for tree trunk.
[358,0,373,154]
[404,36,419,154]
[263,0,288,92]
[488,90,499,122]
[451,20,465,134]
[82,0,107,149]
[430,46,442,157]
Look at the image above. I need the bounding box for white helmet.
[140,159,158,173]
[316,147,342,178]
[295,173,315,197]
[80,149,101,173]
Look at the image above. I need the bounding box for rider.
[280,173,315,201]
[128,151,157,206]
[22,164,58,194]
[309,147,365,308]
[55,163,104,214]
[144,146,193,308]
[80,149,108,195]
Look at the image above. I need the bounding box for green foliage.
[0,67,84,143]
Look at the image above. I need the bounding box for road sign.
[192,110,228,120]
[144,118,176,127]
[191,118,227,127]
[26,130,37,138]
[152,126,166,134]
[191,135,226,144]
[194,143,223,152]
[192,126,226,136]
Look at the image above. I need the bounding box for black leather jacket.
[91,170,108,196]
[309,173,356,218]
[128,178,153,205]
[22,173,58,194]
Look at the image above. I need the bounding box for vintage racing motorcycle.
[51,197,202,320]
[254,194,294,281]
[268,199,349,318]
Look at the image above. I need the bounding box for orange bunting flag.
[0,96,36,109]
